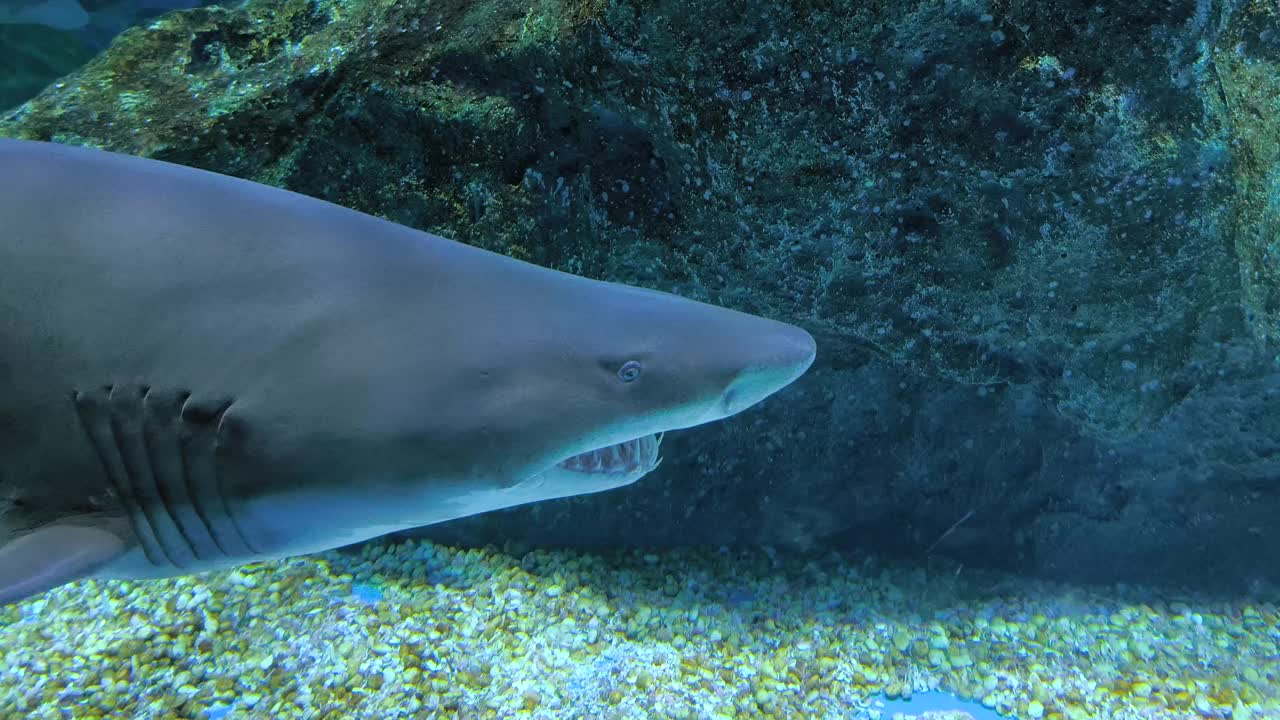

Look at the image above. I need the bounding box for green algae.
[1215,1,1280,351]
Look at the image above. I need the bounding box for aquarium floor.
[0,539,1275,720]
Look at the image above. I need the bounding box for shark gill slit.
[74,386,258,568]
[140,387,226,563]
[108,384,197,569]
[206,401,260,556]
[73,387,167,567]
[169,391,235,559]
[168,394,258,558]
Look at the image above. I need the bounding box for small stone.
[892,629,911,652]
[227,571,257,588]
[1027,700,1045,718]
[1065,705,1090,720]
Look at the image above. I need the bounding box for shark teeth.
[556,433,663,476]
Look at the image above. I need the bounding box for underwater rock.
[0,0,220,110]
[3,0,1278,591]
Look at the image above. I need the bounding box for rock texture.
[3,0,1278,592]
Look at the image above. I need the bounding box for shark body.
[0,139,815,604]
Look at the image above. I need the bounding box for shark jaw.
[554,433,664,477]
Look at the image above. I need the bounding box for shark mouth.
[556,433,664,476]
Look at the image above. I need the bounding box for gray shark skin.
[0,139,816,604]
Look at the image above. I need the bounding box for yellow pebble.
[892,629,911,652]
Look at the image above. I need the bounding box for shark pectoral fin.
[0,524,125,605]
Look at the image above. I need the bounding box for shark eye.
[617,360,643,383]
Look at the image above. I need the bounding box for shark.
[0,139,816,604]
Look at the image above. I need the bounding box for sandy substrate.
[0,540,1276,720]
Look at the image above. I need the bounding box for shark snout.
[774,322,818,373]
[719,320,816,417]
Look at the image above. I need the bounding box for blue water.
[350,581,385,604]
[867,690,1010,720]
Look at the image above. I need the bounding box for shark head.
[464,276,818,501]
[221,249,816,557]
[504,283,814,497]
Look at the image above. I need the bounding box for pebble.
[0,540,1274,720]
